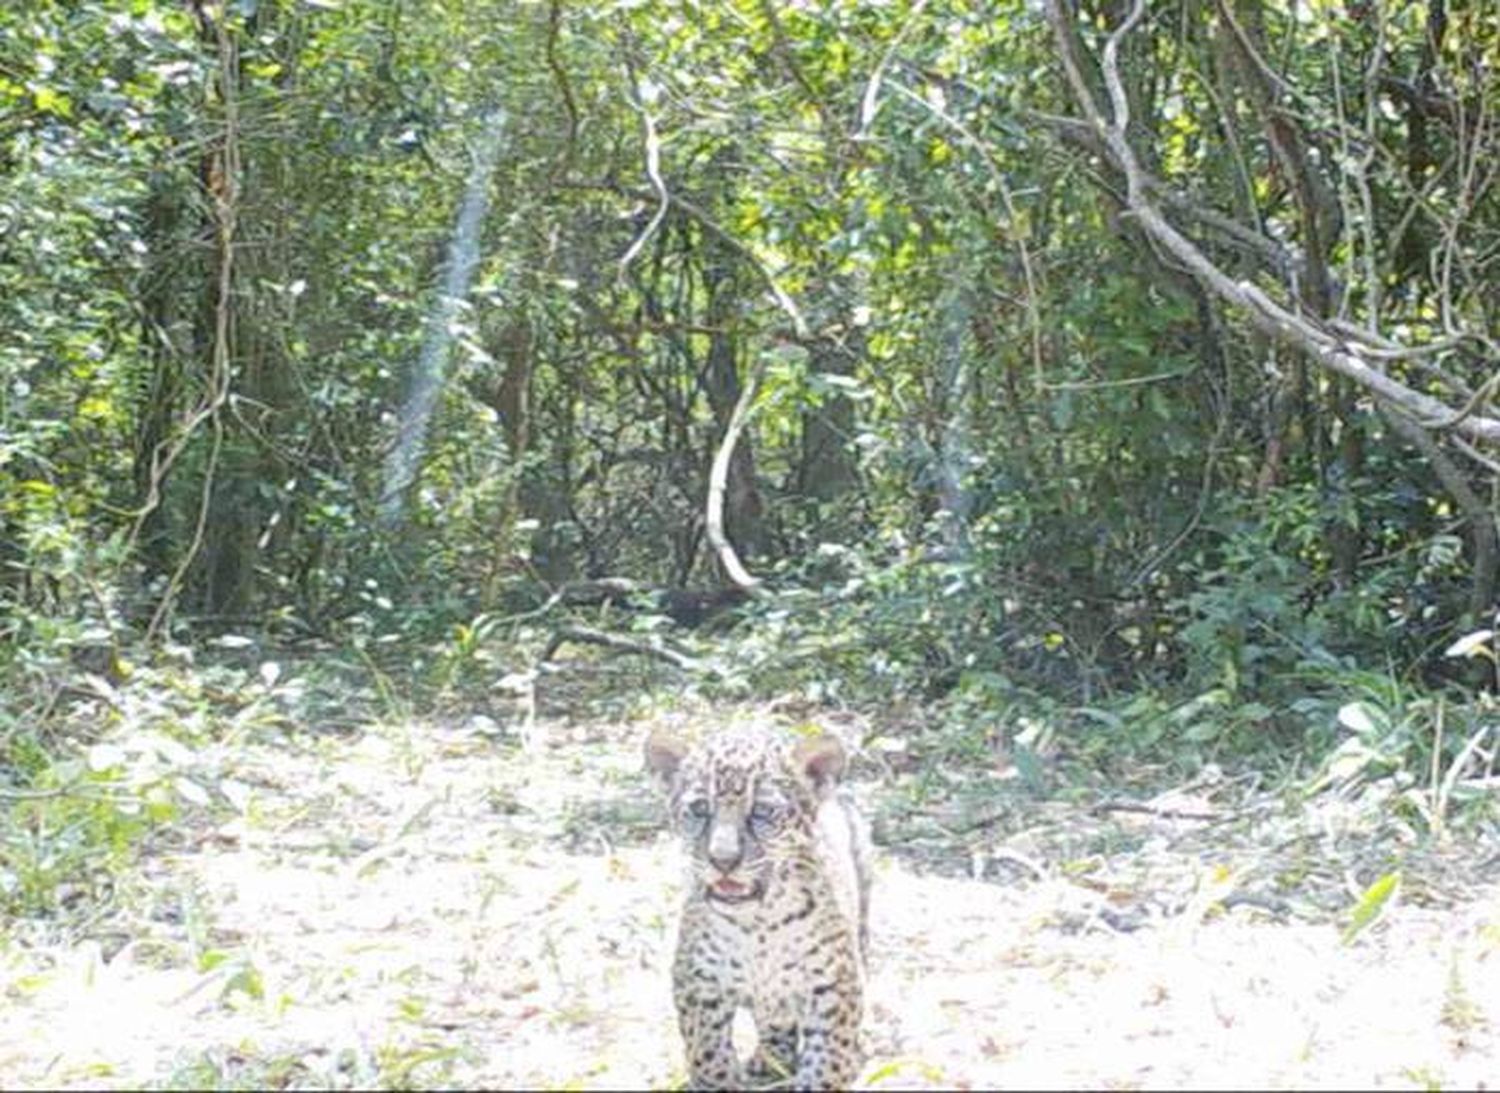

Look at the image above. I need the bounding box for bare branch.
[618,81,670,278]
[1042,0,1500,444]
[705,351,767,596]
[856,0,931,139]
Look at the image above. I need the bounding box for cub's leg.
[745,1021,798,1083]
[794,975,863,1090]
[674,987,739,1090]
[672,921,742,1092]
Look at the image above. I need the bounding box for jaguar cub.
[645,721,870,1091]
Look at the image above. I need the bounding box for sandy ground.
[1,710,1497,1090]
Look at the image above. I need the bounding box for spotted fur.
[646,721,871,1091]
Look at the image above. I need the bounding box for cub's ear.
[644,730,688,789]
[793,734,846,799]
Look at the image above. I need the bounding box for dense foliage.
[4,0,1500,869]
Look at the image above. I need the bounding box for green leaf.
[33,85,73,118]
[1341,871,1400,945]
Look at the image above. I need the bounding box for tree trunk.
[132,173,185,590]
[798,328,861,505]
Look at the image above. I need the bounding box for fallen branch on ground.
[1092,800,1222,823]
[539,624,717,676]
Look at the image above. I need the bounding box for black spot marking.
[776,890,815,928]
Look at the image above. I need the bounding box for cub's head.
[644,723,845,905]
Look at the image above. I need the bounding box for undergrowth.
[4,547,1497,943]
[0,626,379,933]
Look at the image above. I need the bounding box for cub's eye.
[748,802,779,829]
[685,798,711,823]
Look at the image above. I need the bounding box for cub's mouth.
[706,876,765,903]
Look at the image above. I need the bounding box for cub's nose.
[707,823,743,874]
[708,847,743,873]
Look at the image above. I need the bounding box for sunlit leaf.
[1444,630,1494,659]
[32,85,72,117]
[1337,702,1384,737]
[175,777,211,807]
[1341,871,1400,945]
[86,743,126,772]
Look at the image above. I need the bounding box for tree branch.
[704,350,767,596]
[1041,0,1500,445]
[1382,407,1498,619]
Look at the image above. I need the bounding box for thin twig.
[856,0,931,139]
[667,193,809,337]
[0,786,73,801]
[545,0,579,170]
